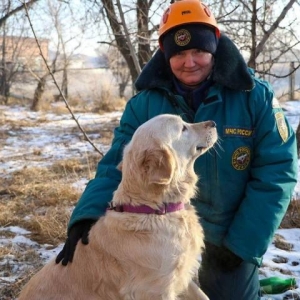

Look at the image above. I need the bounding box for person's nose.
[184,54,196,67]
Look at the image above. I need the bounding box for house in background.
[0,35,49,71]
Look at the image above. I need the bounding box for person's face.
[169,49,214,87]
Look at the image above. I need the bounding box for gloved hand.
[202,242,243,272]
[55,219,96,266]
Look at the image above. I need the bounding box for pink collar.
[107,202,185,215]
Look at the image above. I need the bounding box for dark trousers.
[198,260,261,300]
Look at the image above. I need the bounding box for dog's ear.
[141,147,175,185]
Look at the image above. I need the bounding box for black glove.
[55,219,96,266]
[202,242,243,272]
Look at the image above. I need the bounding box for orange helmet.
[158,0,220,50]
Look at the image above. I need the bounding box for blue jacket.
[69,35,298,266]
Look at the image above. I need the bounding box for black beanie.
[162,24,218,61]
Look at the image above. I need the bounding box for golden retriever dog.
[18,114,217,300]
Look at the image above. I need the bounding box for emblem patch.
[224,126,255,138]
[232,147,251,171]
[275,112,288,142]
[174,29,191,46]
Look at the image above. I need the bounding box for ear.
[141,147,176,185]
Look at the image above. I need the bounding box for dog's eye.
[182,125,187,132]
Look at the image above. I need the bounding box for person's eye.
[174,51,183,56]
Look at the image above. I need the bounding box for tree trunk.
[248,0,257,69]
[119,82,128,98]
[61,68,68,100]
[31,76,46,111]
[137,0,151,68]
[0,20,9,103]
[101,0,139,84]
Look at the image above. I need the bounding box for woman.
[56,1,298,299]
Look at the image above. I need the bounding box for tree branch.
[23,1,104,156]
[255,0,298,58]
[115,0,140,74]
[0,0,40,27]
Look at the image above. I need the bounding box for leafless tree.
[102,46,131,98]
[84,0,166,89]
[212,0,300,78]
[0,0,39,27]
[0,0,40,103]
[30,42,60,111]
[29,0,91,110]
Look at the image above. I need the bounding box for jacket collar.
[135,34,255,92]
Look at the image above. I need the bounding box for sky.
[0,101,300,299]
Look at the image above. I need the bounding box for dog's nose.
[206,121,216,128]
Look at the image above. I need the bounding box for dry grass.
[0,163,85,243]
[92,89,127,113]
[5,83,127,114]
[0,97,117,298]
[0,155,102,298]
[273,234,294,251]
[281,199,300,229]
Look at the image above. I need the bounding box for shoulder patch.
[275,112,288,142]
[232,147,251,170]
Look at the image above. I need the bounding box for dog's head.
[118,114,218,203]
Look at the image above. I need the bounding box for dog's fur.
[18,114,217,300]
